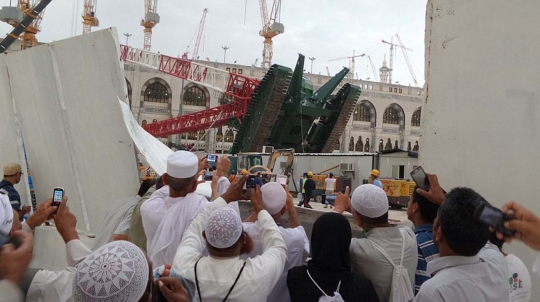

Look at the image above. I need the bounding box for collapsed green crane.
[232,54,362,154]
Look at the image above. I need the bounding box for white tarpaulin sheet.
[0,28,139,234]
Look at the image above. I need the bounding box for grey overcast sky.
[0,0,428,86]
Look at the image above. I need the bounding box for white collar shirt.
[242,221,309,302]
[172,198,288,302]
[350,225,418,302]
[413,243,510,302]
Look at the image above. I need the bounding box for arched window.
[188,132,197,140]
[353,104,371,122]
[411,108,421,127]
[183,86,207,106]
[142,120,147,126]
[383,107,400,124]
[144,82,169,103]
[152,119,158,123]
[348,137,355,152]
[224,129,234,142]
[126,79,132,108]
[216,127,224,142]
[198,130,206,140]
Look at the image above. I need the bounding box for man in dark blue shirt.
[406,185,441,294]
[1,163,30,220]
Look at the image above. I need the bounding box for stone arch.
[353,100,377,127]
[182,83,210,107]
[140,77,172,118]
[383,103,405,129]
[411,107,421,127]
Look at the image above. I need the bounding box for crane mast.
[259,0,284,69]
[367,55,380,82]
[395,34,419,87]
[17,0,45,49]
[141,0,160,51]
[82,0,99,34]
[328,50,365,80]
[382,37,413,85]
[192,8,208,60]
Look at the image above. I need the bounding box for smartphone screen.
[207,154,217,163]
[475,203,515,237]
[246,175,257,189]
[53,188,64,207]
[410,166,430,191]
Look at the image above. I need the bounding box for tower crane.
[141,0,160,51]
[326,66,330,76]
[395,34,419,87]
[82,0,99,34]
[328,50,365,80]
[0,0,47,50]
[184,8,208,60]
[259,0,284,69]
[382,37,412,84]
[367,55,379,82]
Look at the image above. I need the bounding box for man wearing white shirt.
[172,177,288,302]
[142,151,209,268]
[413,174,509,302]
[324,173,336,209]
[242,182,309,302]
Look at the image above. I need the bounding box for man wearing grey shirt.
[413,174,509,302]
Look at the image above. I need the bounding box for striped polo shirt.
[414,224,440,294]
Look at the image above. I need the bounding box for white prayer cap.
[0,193,13,234]
[261,182,286,215]
[167,151,198,179]
[73,241,149,302]
[205,207,243,249]
[351,184,389,218]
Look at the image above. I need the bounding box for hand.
[22,205,32,214]
[156,277,189,302]
[284,185,294,209]
[0,230,33,285]
[210,172,220,201]
[221,175,248,203]
[216,156,231,179]
[249,185,264,213]
[198,156,209,172]
[333,186,351,214]
[26,199,57,230]
[416,173,445,205]
[197,170,205,185]
[498,202,540,251]
[53,197,79,243]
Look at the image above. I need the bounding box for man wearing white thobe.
[173,180,288,302]
[142,151,209,268]
[242,182,309,302]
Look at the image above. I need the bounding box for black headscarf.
[308,212,352,273]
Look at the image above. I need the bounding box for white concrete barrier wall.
[422,0,540,296]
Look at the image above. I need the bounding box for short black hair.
[167,174,197,192]
[439,187,490,256]
[137,179,156,197]
[329,173,334,178]
[488,232,505,249]
[360,212,389,226]
[412,186,440,224]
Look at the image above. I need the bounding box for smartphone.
[277,175,287,185]
[206,154,217,163]
[52,187,65,208]
[410,166,430,191]
[474,203,516,237]
[246,175,257,189]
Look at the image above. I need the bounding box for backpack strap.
[367,229,406,267]
[307,269,341,297]
[194,257,247,302]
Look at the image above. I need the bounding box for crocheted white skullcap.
[205,207,243,249]
[73,241,149,302]
[351,184,389,218]
[261,182,286,215]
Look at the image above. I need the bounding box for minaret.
[379,54,391,84]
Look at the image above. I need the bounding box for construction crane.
[395,34,419,87]
[252,58,259,67]
[82,0,99,34]
[184,8,208,60]
[0,0,51,53]
[0,0,47,50]
[382,37,412,84]
[141,0,160,51]
[367,55,379,82]
[259,0,284,69]
[326,66,330,76]
[328,50,365,80]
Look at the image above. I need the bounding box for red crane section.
[192,8,208,60]
[120,45,260,137]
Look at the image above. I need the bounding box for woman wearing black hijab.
[287,213,379,302]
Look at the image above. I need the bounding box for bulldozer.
[229,148,295,184]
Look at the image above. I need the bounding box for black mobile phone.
[52,187,65,208]
[206,154,217,163]
[246,175,257,189]
[151,281,166,302]
[474,203,516,237]
[410,166,430,191]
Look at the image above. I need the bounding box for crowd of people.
[1,155,540,301]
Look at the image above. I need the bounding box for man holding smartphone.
[0,163,31,220]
